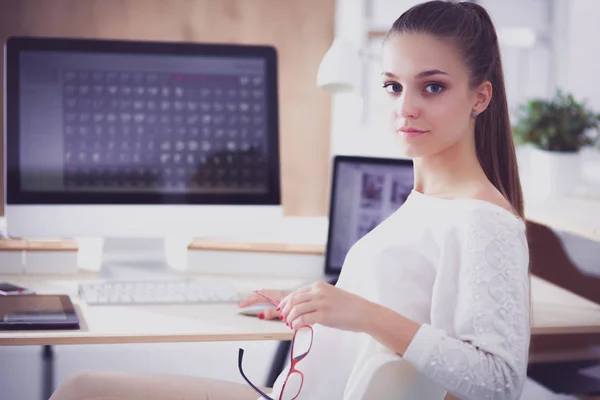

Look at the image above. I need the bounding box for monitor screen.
[325,156,414,274]
[5,37,280,205]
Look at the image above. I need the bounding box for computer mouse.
[237,302,274,317]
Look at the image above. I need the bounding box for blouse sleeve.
[402,207,531,400]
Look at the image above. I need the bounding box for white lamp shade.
[316,38,361,93]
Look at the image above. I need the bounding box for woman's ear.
[473,81,492,115]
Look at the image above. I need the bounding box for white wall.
[556,0,600,111]
[328,0,370,157]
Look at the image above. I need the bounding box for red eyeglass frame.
[240,290,314,400]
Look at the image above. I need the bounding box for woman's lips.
[397,127,428,138]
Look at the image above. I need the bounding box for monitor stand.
[99,237,186,281]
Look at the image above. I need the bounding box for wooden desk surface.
[0,272,300,346]
[531,275,600,335]
[1,273,600,346]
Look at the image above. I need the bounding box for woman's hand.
[238,289,291,320]
[277,281,374,332]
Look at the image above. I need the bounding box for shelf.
[188,238,325,254]
[0,239,78,251]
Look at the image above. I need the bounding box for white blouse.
[265,189,531,400]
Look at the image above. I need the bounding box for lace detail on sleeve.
[403,208,531,400]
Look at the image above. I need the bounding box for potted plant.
[512,90,600,198]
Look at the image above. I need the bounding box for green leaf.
[513,90,600,152]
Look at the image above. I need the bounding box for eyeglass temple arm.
[253,290,280,307]
[238,348,276,400]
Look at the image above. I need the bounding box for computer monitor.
[324,155,414,280]
[4,36,282,275]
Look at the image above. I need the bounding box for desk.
[2,270,600,399]
[0,271,299,346]
[2,271,600,347]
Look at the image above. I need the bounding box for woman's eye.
[382,83,402,94]
[424,83,444,93]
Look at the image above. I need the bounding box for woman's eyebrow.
[416,69,448,78]
[381,71,398,79]
[381,69,449,79]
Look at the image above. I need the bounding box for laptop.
[323,155,414,285]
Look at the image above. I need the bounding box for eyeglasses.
[238,291,314,400]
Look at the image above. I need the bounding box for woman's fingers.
[278,285,313,311]
[285,300,318,327]
[259,306,280,320]
[290,310,320,330]
[280,292,314,321]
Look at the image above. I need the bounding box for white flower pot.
[529,147,582,199]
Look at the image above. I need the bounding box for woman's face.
[381,33,477,158]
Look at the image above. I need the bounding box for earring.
[471,110,477,119]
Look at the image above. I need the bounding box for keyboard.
[78,280,244,305]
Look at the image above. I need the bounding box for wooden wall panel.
[0,0,334,217]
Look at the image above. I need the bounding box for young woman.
[50,1,530,399]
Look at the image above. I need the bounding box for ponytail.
[473,37,524,218]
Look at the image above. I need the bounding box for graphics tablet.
[0,294,80,330]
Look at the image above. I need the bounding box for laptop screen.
[325,155,414,275]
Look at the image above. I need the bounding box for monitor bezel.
[4,36,281,205]
[324,154,414,277]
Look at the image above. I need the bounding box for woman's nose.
[395,91,421,119]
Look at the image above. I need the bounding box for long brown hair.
[386,0,524,219]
